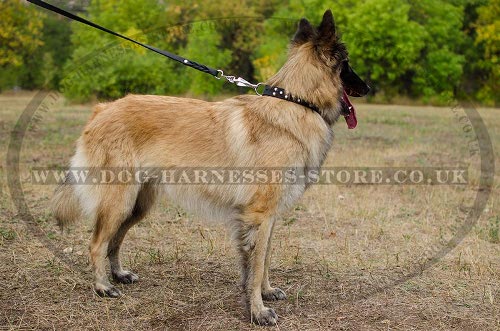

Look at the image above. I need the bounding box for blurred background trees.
[1,0,498,105]
[0,0,45,90]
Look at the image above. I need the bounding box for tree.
[0,0,45,89]
[187,1,264,88]
[20,13,73,90]
[458,0,488,100]
[61,0,180,101]
[0,0,44,67]
[340,0,426,98]
[7,0,494,105]
[407,0,466,102]
[475,0,500,105]
[181,25,231,96]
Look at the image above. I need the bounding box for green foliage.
[343,0,426,98]
[1,0,498,105]
[0,0,44,67]
[408,0,466,102]
[61,0,180,101]
[188,1,264,93]
[488,216,500,243]
[475,0,500,105]
[0,0,45,89]
[253,0,470,103]
[252,16,291,81]
[0,228,16,240]
[37,14,73,89]
[20,14,73,90]
[181,26,231,96]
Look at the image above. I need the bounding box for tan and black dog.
[52,10,369,326]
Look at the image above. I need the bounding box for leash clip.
[216,70,264,96]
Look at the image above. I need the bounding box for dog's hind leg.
[261,222,286,301]
[108,183,157,284]
[90,185,139,298]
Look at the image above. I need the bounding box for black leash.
[27,0,218,76]
[27,0,320,113]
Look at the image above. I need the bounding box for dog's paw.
[262,287,287,301]
[112,270,139,284]
[94,285,122,298]
[252,307,278,326]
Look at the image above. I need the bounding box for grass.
[0,91,499,330]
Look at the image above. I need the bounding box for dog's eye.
[333,59,345,71]
[336,60,348,72]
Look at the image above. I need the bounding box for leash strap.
[27,0,219,77]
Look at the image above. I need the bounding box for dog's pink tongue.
[343,91,357,129]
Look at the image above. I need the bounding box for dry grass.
[0,91,499,330]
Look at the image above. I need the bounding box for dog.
[52,9,369,326]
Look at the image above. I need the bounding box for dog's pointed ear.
[293,18,314,44]
[318,9,336,42]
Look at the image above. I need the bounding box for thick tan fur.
[51,179,82,228]
[52,11,349,326]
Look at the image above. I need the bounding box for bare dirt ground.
[1,91,499,330]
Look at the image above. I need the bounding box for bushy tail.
[51,174,82,229]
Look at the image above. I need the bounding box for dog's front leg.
[237,217,278,326]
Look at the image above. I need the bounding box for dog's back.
[53,93,331,225]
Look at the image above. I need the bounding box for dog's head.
[290,10,370,127]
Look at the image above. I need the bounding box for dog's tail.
[51,172,82,229]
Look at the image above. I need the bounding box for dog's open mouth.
[341,90,357,129]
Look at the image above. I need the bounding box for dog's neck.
[266,44,343,125]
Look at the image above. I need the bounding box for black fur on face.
[340,60,370,97]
